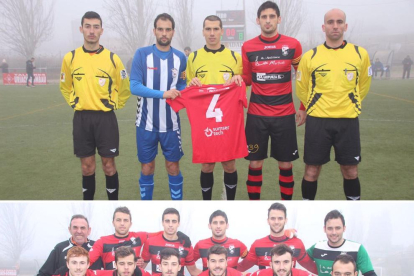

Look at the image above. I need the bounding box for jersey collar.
[259,33,281,44]
[268,235,288,242]
[82,45,104,54]
[204,44,225,54]
[211,237,228,244]
[324,40,347,50]
[327,239,346,249]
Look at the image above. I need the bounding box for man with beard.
[37,215,103,276]
[55,246,151,276]
[307,210,376,276]
[237,203,316,274]
[130,13,187,200]
[198,245,242,276]
[141,208,200,276]
[89,207,166,269]
[194,210,248,270]
[330,255,358,276]
[158,248,184,276]
[249,244,313,276]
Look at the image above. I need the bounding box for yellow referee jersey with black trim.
[186,45,242,85]
[60,46,131,111]
[296,41,371,118]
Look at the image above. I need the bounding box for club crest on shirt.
[347,72,354,81]
[180,71,186,80]
[223,73,230,81]
[282,45,289,56]
[99,78,106,86]
[172,68,178,78]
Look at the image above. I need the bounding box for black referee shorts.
[304,116,361,166]
[245,114,299,162]
[73,110,119,158]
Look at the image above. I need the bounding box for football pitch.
[1,79,413,200]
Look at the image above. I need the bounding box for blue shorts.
[136,127,184,163]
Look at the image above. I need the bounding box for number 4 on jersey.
[206,94,223,122]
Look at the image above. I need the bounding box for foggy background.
[0,201,413,276]
[0,0,413,78]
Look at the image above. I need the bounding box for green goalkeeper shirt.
[307,239,374,276]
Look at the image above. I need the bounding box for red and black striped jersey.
[241,34,303,117]
[249,267,313,276]
[89,232,160,270]
[194,237,248,270]
[142,234,196,276]
[245,235,315,272]
[198,267,242,276]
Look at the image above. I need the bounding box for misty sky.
[29,0,414,56]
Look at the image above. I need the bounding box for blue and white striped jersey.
[130,45,187,132]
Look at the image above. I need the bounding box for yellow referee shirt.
[296,41,371,118]
[60,46,131,111]
[186,45,242,85]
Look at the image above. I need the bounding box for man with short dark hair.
[249,244,313,276]
[296,9,371,200]
[231,1,305,200]
[331,254,358,276]
[158,248,182,276]
[130,13,186,200]
[37,215,102,276]
[237,203,317,274]
[89,207,161,270]
[141,208,200,276]
[307,210,376,276]
[194,210,248,271]
[60,11,131,200]
[185,14,245,200]
[26,57,35,87]
[198,245,242,276]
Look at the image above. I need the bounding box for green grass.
[0,79,413,200]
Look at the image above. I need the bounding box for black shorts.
[245,114,299,162]
[73,110,119,158]
[304,116,361,165]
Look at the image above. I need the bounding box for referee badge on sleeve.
[296,70,301,81]
[120,69,127,79]
[60,73,65,82]
[368,66,373,77]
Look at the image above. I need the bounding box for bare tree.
[168,0,195,50]
[0,203,34,265]
[0,0,54,58]
[104,0,156,55]
[250,0,306,37]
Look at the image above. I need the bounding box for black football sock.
[246,166,262,200]
[279,166,294,200]
[82,173,95,200]
[200,171,214,200]
[302,178,317,200]
[224,171,238,200]
[344,177,361,200]
[106,172,119,200]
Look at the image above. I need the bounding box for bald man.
[296,9,372,200]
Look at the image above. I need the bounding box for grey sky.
[34,0,414,56]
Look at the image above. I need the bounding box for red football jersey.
[194,237,248,270]
[142,234,195,276]
[249,267,312,276]
[241,34,303,117]
[89,232,150,269]
[167,83,248,163]
[199,267,242,276]
[245,235,313,270]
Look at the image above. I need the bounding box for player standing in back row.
[231,1,306,200]
[60,11,131,200]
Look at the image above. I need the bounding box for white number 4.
[206,94,223,122]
